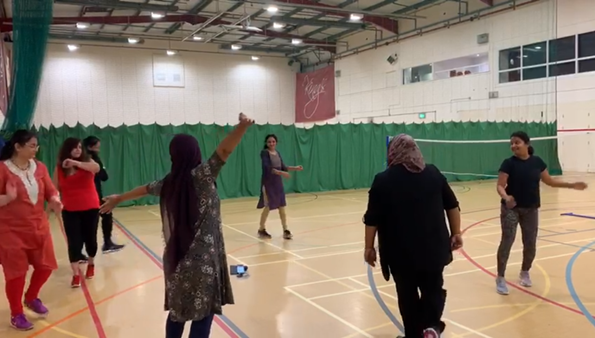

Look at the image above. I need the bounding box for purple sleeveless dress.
[257,150,287,210]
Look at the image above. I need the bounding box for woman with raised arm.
[100,113,254,338]
[0,130,63,331]
[495,131,587,295]
[55,137,101,288]
[257,134,303,240]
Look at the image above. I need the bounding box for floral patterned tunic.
[146,152,234,322]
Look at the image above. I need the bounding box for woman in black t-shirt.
[495,131,587,296]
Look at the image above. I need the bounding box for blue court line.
[539,228,564,234]
[366,264,405,333]
[565,239,595,329]
[539,227,595,238]
[113,218,249,338]
[538,238,595,251]
[561,212,595,220]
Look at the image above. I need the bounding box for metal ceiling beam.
[48,33,140,44]
[269,16,366,29]
[480,0,494,5]
[54,0,179,12]
[392,0,441,15]
[219,44,293,54]
[163,0,214,34]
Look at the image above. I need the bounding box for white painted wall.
[33,43,298,128]
[332,0,595,172]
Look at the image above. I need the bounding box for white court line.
[346,278,493,338]
[284,287,374,338]
[148,210,160,218]
[307,288,369,300]
[235,241,365,259]
[467,220,586,238]
[224,210,366,227]
[222,224,304,259]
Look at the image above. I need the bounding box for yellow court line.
[451,301,595,313]
[456,263,550,337]
[339,322,393,338]
[37,320,89,338]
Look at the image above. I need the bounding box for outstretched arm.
[215,113,254,163]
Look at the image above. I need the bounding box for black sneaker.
[257,229,272,239]
[283,230,293,240]
[102,242,125,254]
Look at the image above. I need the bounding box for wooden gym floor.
[3,174,595,337]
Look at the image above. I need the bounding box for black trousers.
[391,266,447,338]
[165,313,214,338]
[100,211,114,244]
[62,209,100,263]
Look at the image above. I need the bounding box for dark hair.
[510,131,534,155]
[263,134,278,149]
[58,137,89,173]
[83,136,100,149]
[0,130,37,161]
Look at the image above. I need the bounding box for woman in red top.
[0,130,62,331]
[55,137,100,288]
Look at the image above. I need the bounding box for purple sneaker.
[25,298,49,317]
[10,314,34,331]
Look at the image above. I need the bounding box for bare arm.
[540,170,575,188]
[115,185,149,203]
[446,208,461,235]
[365,226,377,249]
[74,159,100,174]
[496,172,509,198]
[216,114,254,162]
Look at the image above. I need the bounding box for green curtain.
[1,0,53,131]
[34,122,561,206]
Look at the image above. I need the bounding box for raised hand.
[238,113,255,126]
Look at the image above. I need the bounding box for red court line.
[557,129,595,133]
[459,213,585,316]
[56,220,107,338]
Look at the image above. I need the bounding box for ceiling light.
[273,22,285,29]
[291,38,302,45]
[67,44,79,52]
[266,5,278,13]
[535,46,542,50]
[193,35,203,41]
[76,22,89,29]
[166,50,177,56]
[349,13,363,21]
[128,37,140,44]
[231,44,242,50]
[251,56,260,61]
[476,54,480,57]
[151,12,164,19]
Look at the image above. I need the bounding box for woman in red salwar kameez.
[0,130,62,331]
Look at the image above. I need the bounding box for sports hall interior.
[2,0,595,337]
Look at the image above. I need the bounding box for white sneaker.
[423,328,440,338]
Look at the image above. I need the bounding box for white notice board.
[152,55,185,88]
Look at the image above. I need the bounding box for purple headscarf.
[160,134,202,276]
[388,134,426,173]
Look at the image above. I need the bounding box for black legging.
[62,209,100,263]
[166,313,214,338]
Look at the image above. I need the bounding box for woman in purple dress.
[257,134,303,240]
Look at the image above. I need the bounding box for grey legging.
[496,205,539,277]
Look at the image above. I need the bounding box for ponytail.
[528,145,534,156]
[0,140,13,160]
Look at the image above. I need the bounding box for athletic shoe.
[86,265,95,280]
[24,298,49,317]
[10,314,33,331]
[496,276,509,295]
[258,229,272,239]
[283,230,293,240]
[519,271,532,287]
[102,242,125,254]
[423,327,440,338]
[71,275,81,288]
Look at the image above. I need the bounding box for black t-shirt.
[499,155,547,208]
[363,164,459,272]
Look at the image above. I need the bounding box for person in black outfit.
[495,131,586,295]
[363,134,463,338]
[83,136,125,253]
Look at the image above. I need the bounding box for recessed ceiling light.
[166,50,177,56]
[76,22,89,29]
[273,22,285,29]
[291,38,302,45]
[128,37,140,44]
[251,56,260,61]
[231,44,242,50]
[535,46,542,50]
[67,44,79,51]
[476,54,480,57]
[193,36,203,41]
[151,12,164,19]
[349,13,363,21]
[266,5,278,13]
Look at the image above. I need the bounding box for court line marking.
[565,219,595,328]
[36,320,89,338]
[222,224,304,259]
[113,219,245,338]
[283,287,373,338]
[456,264,550,337]
[460,210,595,319]
[340,322,394,338]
